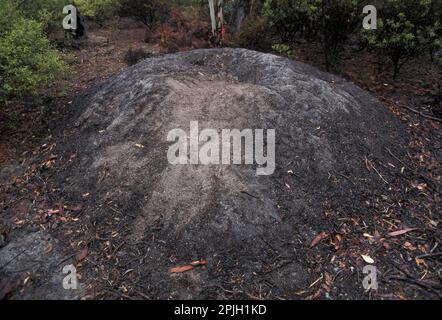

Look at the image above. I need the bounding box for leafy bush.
[272,43,296,59]
[264,0,360,71]
[0,1,66,102]
[259,0,440,76]
[0,0,20,32]
[75,0,120,25]
[426,0,442,62]
[17,0,66,31]
[358,0,441,78]
[263,0,312,42]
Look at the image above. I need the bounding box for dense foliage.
[0,0,65,103]
[260,0,441,75]
[17,0,66,31]
[75,0,120,25]
[360,0,442,78]
[0,0,440,104]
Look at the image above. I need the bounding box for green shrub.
[263,0,314,42]
[272,43,296,59]
[359,0,441,78]
[75,0,120,25]
[17,0,66,31]
[0,0,20,34]
[424,0,442,63]
[0,1,66,103]
[264,0,360,71]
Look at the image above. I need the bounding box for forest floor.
[0,20,441,300]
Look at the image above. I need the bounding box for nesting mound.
[54,48,404,298]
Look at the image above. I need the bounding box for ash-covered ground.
[3,49,439,300]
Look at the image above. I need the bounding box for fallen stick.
[365,156,389,184]
[388,276,442,297]
[416,251,442,259]
[382,97,442,123]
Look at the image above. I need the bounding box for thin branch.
[382,97,442,123]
